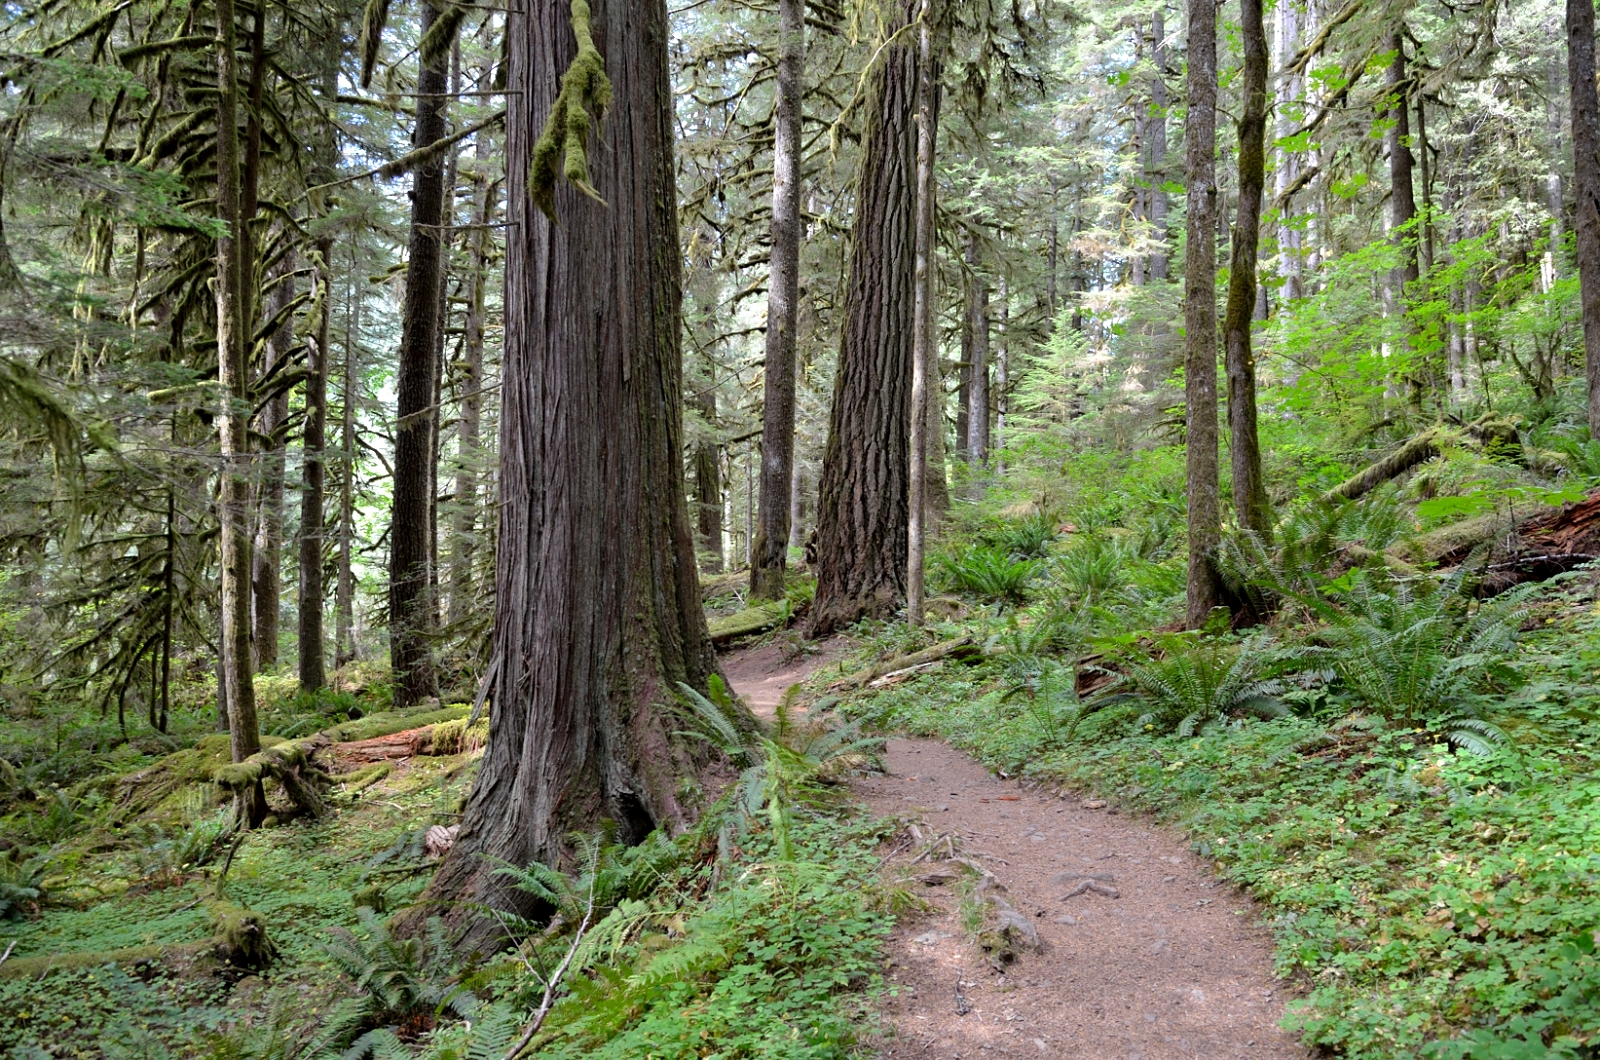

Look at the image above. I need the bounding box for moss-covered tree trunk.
[430,0,718,948]
[1224,0,1271,537]
[1183,0,1222,629]
[808,2,918,636]
[214,0,265,825]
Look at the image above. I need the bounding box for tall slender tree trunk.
[429,42,461,629]
[1273,0,1302,299]
[809,0,918,636]
[693,385,723,572]
[336,263,360,666]
[1387,31,1419,403]
[966,250,990,469]
[214,0,264,824]
[908,0,936,625]
[995,276,1008,465]
[1225,0,1271,537]
[1568,0,1600,436]
[957,232,975,454]
[1148,7,1170,281]
[299,25,340,693]
[448,162,491,623]
[430,0,718,943]
[1184,0,1222,629]
[299,244,330,692]
[751,0,804,600]
[252,253,294,667]
[388,1,451,706]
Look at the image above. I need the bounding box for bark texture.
[750,0,804,600]
[214,0,264,824]
[448,164,490,624]
[429,0,717,945]
[388,1,450,707]
[252,254,294,667]
[808,4,918,636]
[908,1,935,625]
[1183,0,1222,629]
[1147,7,1170,282]
[1569,0,1600,437]
[299,239,330,692]
[1225,0,1271,537]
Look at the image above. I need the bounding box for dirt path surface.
[718,636,854,716]
[857,738,1306,1060]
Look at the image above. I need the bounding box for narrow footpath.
[719,643,1307,1060]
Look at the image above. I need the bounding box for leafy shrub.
[1053,535,1135,603]
[0,845,49,919]
[934,546,1041,606]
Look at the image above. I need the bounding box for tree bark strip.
[1225,0,1271,537]
[1569,0,1600,436]
[808,1,919,636]
[430,0,718,943]
[750,0,804,600]
[1184,0,1223,628]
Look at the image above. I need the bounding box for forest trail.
[856,739,1307,1060]
[719,643,1306,1059]
[718,636,855,716]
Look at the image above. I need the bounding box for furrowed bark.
[808,1,919,636]
[388,1,451,707]
[1569,0,1600,437]
[429,0,719,949]
[750,0,804,601]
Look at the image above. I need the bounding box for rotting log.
[830,637,980,691]
[0,904,275,980]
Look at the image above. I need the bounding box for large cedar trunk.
[808,5,918,636]
[1569,0,1600,437]
[750,0,804,600]
[1183,0,1222,628]
[388,1,450,707]
[429,0,717,945]
[1224,0,1271,537]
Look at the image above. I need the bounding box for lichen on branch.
[530,0,613,221]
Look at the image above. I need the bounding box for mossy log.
[830,637,980,691]
[1321,430,1443,504]
[0,940,215,980]
[213,738,329,818]
[707,602,788,645]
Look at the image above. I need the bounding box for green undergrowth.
[843,591,1600,1058]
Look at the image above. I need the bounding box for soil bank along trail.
[719,645,1305,1060]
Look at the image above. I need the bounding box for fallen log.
[829,637,980,691]
[707,602,789,645]
[1321,430,1442,503]
[213,738,330,818]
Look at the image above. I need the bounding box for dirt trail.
[718,643,1305,1059]
[858,739,1306,1060]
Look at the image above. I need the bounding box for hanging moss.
[530,0,613,221]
